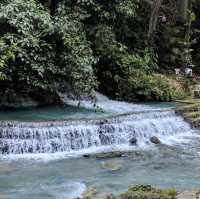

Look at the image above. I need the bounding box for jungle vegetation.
[0,0,199,104]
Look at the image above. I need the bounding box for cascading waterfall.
[0,109,192,155]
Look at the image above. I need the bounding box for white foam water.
[0,92,195,159]
[63,92,157,114]
[66,182,86,199]
[0,108,193,156]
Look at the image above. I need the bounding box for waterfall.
[0,109,192,155]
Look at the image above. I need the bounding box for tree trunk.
[177,0,189,23]
[39,0,58,14]
[47,0,51,8]
[148,0,163,42]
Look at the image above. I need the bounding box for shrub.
[127,73,187,101]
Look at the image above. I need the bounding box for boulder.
[129,137,137,145]
[150,136,161,145]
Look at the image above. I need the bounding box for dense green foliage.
[0,0,96,97]
[192,0,200,71]
[127,73,187,101]
[0,0,198,104]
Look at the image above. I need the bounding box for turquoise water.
[0,105,104,121]
[0,102,175,122]
[0,101,197,199]
[1,136,200,199]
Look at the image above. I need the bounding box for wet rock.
[101,160,122,171]
[82,187,98,199]
[150,136,161,145]
[0,141,9,154]
[0,89,39,109]
[105,185,177,199]
[99,120,108,125]
[129,137,137,145]
[83,151,123,159]
[83,150,147,159]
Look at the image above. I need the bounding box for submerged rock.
[150,136,161,145]
[101,160,123,171]
[83,151,123,159]
[83,150,154,159]
[0,164,14,172]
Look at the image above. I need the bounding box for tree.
[148,0,163,42]
[177,0,189,23]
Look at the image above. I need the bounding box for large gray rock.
[0,88,63,109]
[0,89,38,109]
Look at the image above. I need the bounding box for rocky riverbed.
[82,185,200,199]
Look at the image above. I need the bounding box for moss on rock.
[83,185,177,199]
[107,185,177,199]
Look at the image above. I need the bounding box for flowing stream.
[0,95,200,198]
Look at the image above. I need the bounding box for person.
[175,68,181,75]
[185,67,193,77]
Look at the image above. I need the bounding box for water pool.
[0,102,175,122]
[1,134,200,199]
[0,100,198,199]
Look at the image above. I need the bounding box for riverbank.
[176,98,200,128]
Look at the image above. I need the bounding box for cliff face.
[0,89,38,109]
